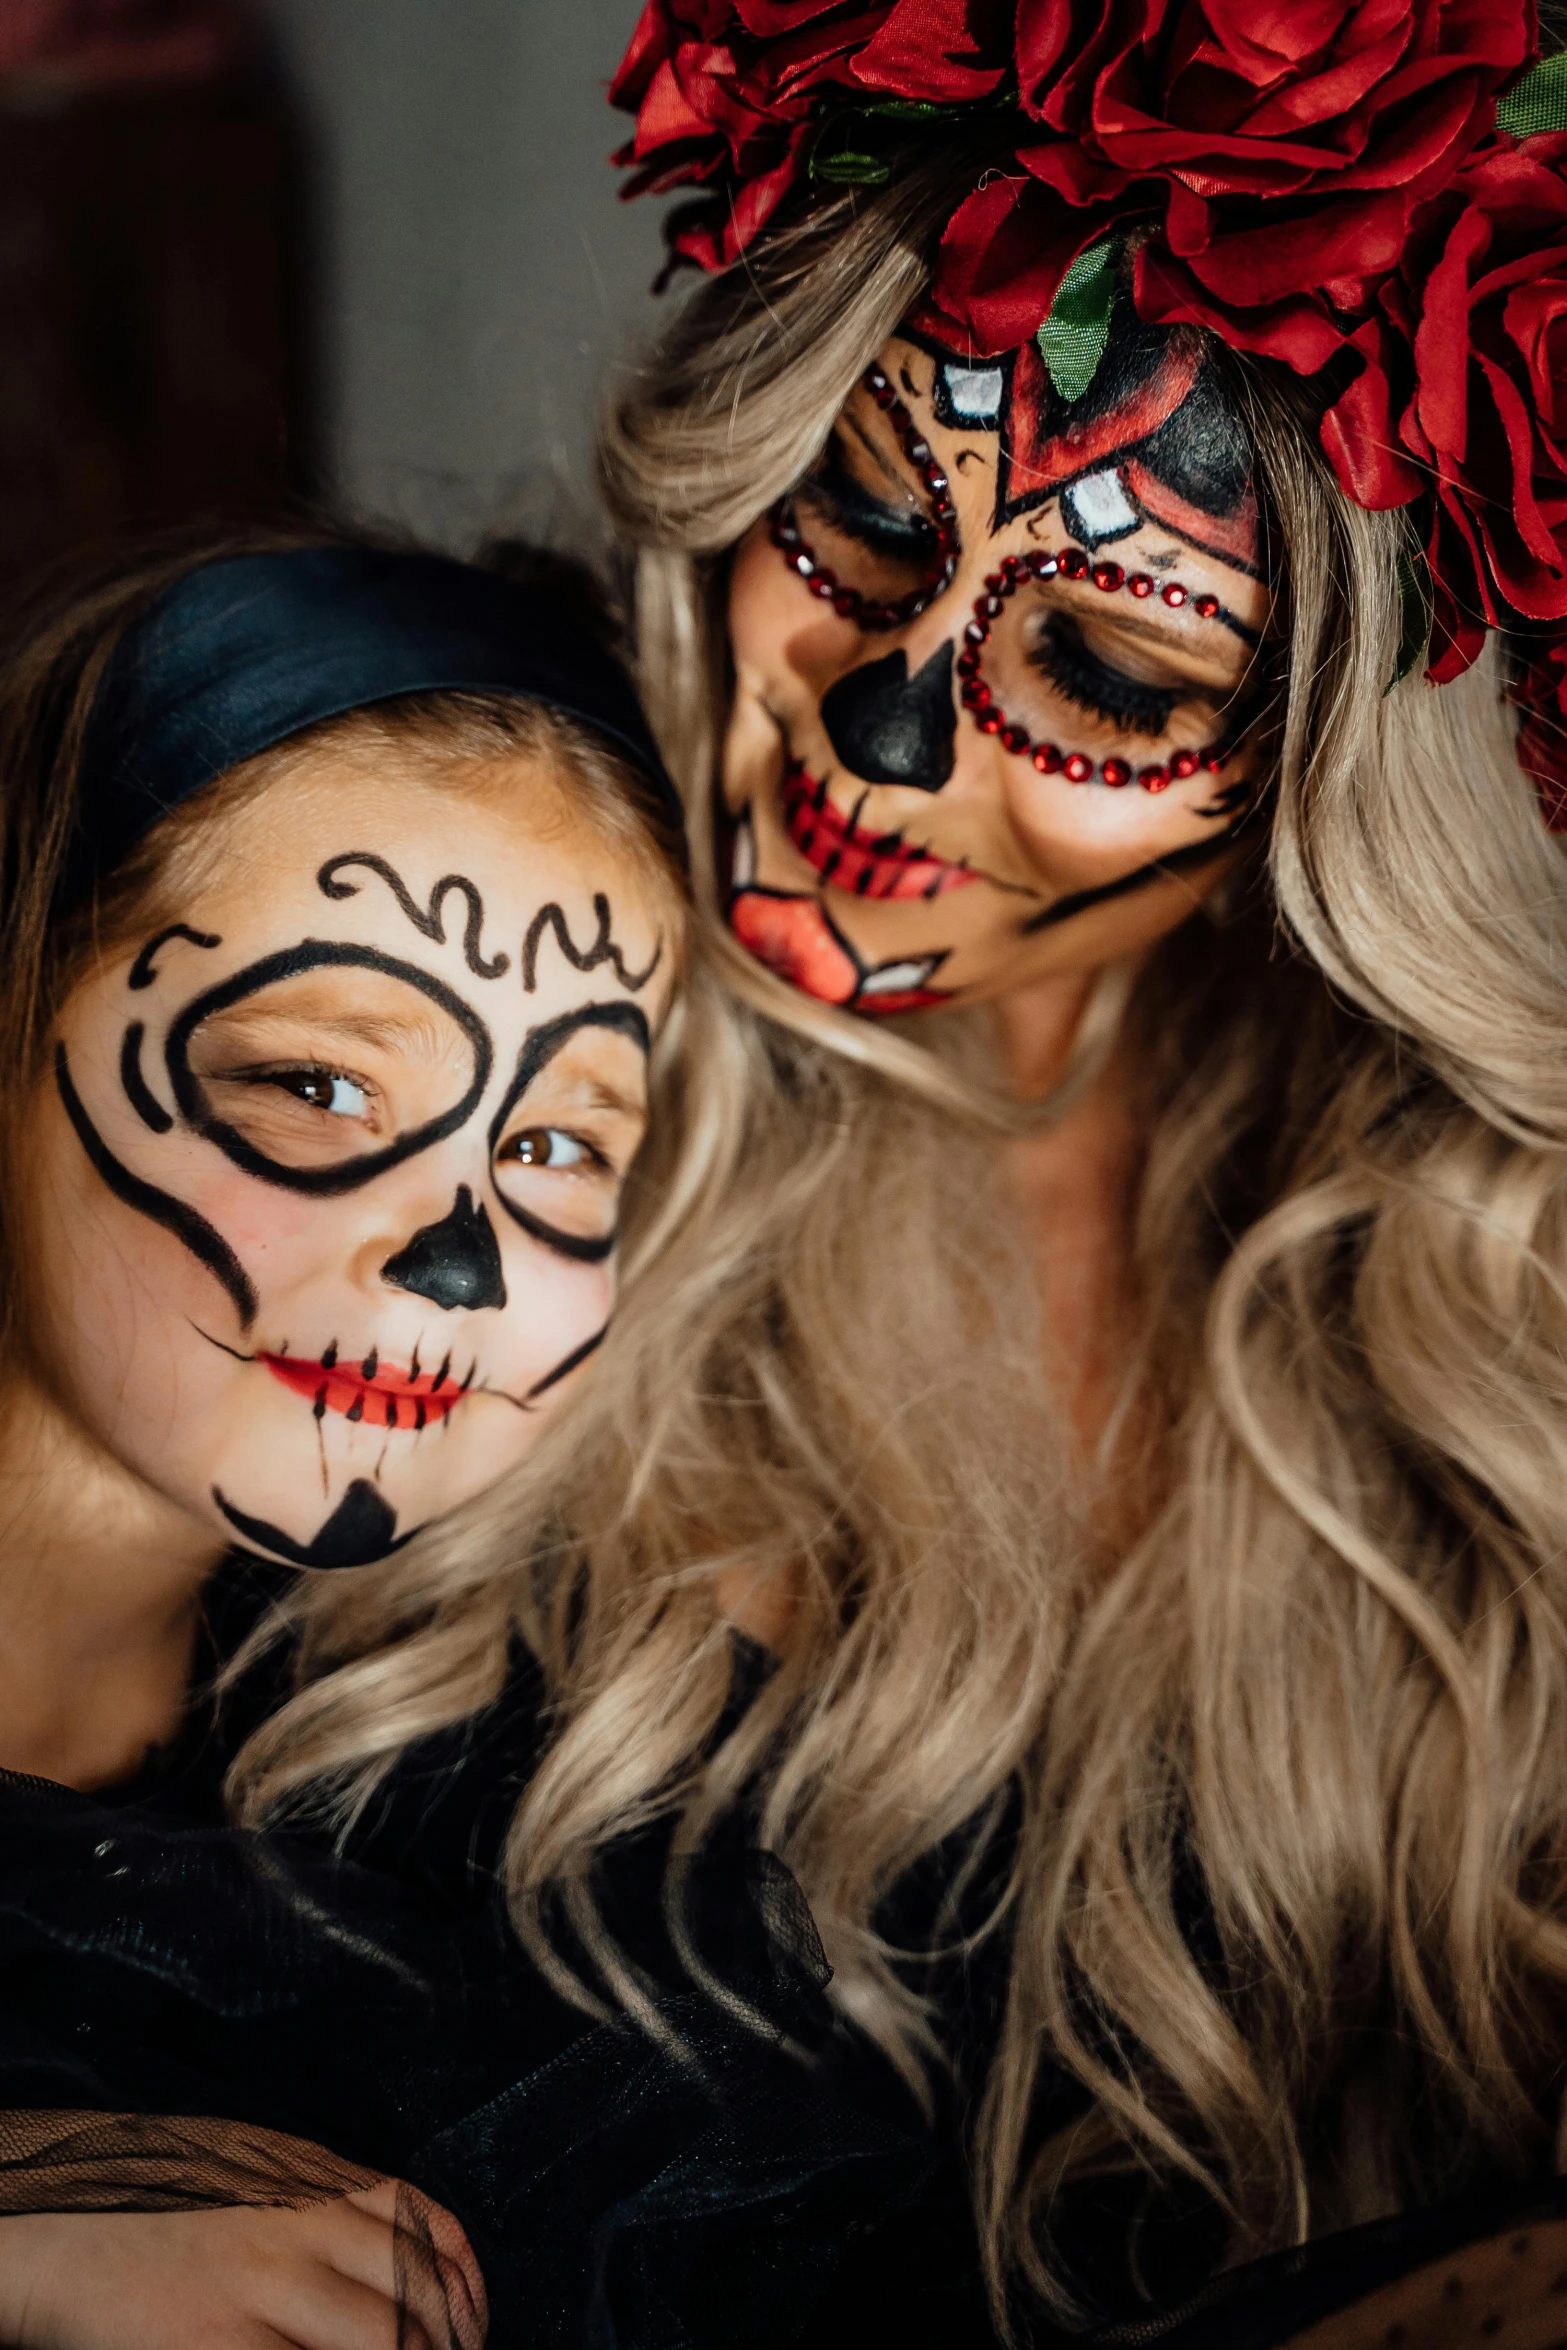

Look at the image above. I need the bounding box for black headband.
[76,546,682,887]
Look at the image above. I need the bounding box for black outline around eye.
[487,999,650,1265]
[120,1023,173,1134]
[164,941,493,1196]
[798,436,939,562]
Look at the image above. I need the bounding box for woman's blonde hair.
[228,172,1567,2325]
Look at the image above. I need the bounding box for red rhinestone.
[904,596,930,619]
[978,710,1003,735]
[955,648,980,677]
[961,680,991,709]
[869,377,894,410]
[859,605,891,629]
[1062,752,1094,783]
[925,466,950,497]
[1139,765,1171,793]
[810,572,837,600]
[1001,555,1029,581]
[983,572,1005,594]
[1170,749,1200,778]
[1031,744,1063,774]
[906,437,933,467]
[963,620,988,646]
[1001,724,1029,753]
[1092,563,1125,593]
[1203,750,1226,772]
[1161,582,1188,607]
[977,594,1004,619]
[1029,551,1059,579]
[1128,573,1153,598]
[791,552,816,578]
[1059,548,1089,579]
[1194,593,1220,620]
[831,588,859,617]
[1101,757,1131,788]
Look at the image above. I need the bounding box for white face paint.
[35,746,673,1570]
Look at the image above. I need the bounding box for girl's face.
[34,741,673,1569]
[723,313,1275,1016]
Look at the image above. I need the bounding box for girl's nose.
[380,1184,507,1311]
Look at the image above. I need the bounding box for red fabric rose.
[611,0,1013,269]
[1514,639,1567,829]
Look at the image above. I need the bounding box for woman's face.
[723,312,1275,1015]
[34,740,673,1569]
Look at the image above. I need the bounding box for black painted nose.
[381,1185,507,1312]
[819,640,956,793]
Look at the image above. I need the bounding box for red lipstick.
[261,1351,471,1431]
[781,759,979,901]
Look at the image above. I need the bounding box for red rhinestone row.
[960,548,1229,792]
[768,363,959,628]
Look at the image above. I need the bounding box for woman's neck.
[0,1375,222,1789]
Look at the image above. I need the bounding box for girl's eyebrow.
[204,1007,458,1058]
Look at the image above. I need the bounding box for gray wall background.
[258,0,666,551]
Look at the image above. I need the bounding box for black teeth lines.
[321,1339,338,1371]
[414,1398,427,1432]
[432,1352,452,1394]
[313,1384,328,1421]
[458,1359,476,1395]
[346,1394,364,1424]
[361,1346,378,1380]
[408,1341,422,1383]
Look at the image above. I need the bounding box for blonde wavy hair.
[226,177,1567,2324]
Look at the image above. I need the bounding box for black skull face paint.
[37,747,671,1574]
[721,312,1276,1018]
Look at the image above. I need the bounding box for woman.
[501,2,1567,2339]
[0,533,853,2350]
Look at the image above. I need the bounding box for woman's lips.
[261,1351,471,1431]
[780,759,980,900]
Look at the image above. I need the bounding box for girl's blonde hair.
[228,178,1567,2324]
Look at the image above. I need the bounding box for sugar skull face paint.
[34,746,671,1570]
[723,305,1276,1015]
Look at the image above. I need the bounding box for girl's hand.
[0,2178,487,2350]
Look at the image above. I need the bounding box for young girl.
[0,533,805,2350]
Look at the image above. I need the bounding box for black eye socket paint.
[54,1041,258,1330]
[521,897,663,996]
[119,1023,173,1134]
[212,1477,416,1569]
[317,853,509,980]
[486,999,650,1264]
[164,941,494,1197]
[127,925,222,992]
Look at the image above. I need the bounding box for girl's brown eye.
[501,1127,591,1170]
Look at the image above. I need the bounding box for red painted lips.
[780,760,978,900]
[262,1353,469,1431]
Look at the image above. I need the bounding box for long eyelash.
[797,437,937,560]
[1028,616,1182,739]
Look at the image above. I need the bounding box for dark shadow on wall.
[0,2,312,601]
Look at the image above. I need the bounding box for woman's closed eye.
[1028,614,1186,738]
[798,438,937,560]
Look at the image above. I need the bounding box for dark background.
[0,0,664,599]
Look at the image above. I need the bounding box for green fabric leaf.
[1496,49,1567,137]
[811,149,893,185]
[1387,549,1434,692]
[1037,240,1118,404]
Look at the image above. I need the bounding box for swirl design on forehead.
[317,853,509,979]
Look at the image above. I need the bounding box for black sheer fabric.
[2,1556,1565,2348]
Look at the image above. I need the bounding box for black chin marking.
[520,896,664,996]
[128,925,221,991]
[213,1478,416,1569]
[55,1043,258,1330]
[820,643,956,793]
[316,853,509,980]
[381,1184,507,1312]
[1021,829,1240,935]
[119,1023,173,1133]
